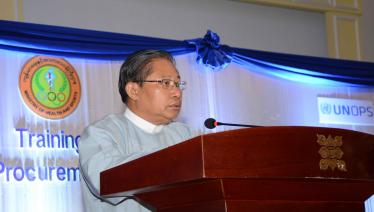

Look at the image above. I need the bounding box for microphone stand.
[217,122,260,128]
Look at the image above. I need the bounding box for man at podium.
[79,50,196,212]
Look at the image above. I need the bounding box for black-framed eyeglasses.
[135,79,186,90]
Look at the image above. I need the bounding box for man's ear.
[125,82,140,101]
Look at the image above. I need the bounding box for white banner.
[1,48,374,212]
[318,97,374,126]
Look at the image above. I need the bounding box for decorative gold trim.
[316,134,347,171]
[0,0,24,21]
[326,12,361,60]
[0,0,16,20]
[235,0,361,15]
[16,0,24,21]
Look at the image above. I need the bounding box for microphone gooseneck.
[204,118,261,129]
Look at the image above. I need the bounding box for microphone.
[204,118,217,129]
[204,118,260,129]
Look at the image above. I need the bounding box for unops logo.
[19,56,81,119]
[318,97,374,126]
[320,103,332,115]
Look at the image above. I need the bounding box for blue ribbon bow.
[187,30,232,71]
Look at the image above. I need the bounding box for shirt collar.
[124,108,164,134]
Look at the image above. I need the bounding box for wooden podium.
[100,126,374,211]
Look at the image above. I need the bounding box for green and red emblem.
[19,56,81,119]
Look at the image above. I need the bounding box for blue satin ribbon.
[187,30,232,71]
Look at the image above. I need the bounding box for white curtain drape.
[1,49,373,211]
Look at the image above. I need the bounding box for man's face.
[129,58,183,125]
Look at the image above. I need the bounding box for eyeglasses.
[135,79,187,90]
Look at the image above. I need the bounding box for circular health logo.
[19,56,81,119]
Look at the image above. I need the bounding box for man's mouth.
[169,103,181,109]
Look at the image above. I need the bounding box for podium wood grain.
[101,126,374,211]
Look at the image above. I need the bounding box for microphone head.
[204,118,217,129]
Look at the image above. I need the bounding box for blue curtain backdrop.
[1,20,374,86]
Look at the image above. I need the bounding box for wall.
[361,0,374,62]
[22,0,327,57]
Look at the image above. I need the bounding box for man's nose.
[171,86,182,98]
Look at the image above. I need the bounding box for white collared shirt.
[80,110,195,212]
[124,108,164,134]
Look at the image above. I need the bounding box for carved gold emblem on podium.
[316,134,347,172]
